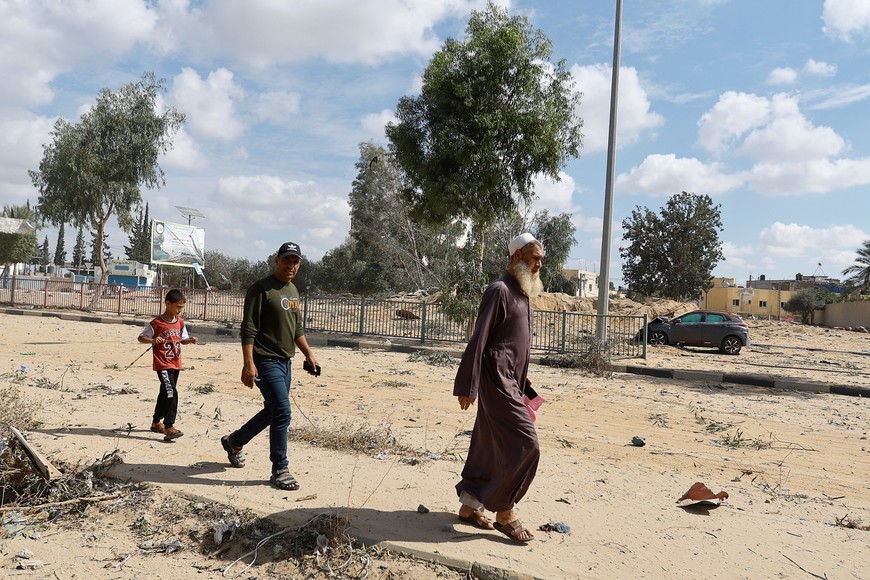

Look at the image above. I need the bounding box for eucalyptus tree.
[386,2,583,277]
[29,72,184,306]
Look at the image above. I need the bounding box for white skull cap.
[508,233,540,255]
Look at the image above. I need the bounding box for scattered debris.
[538,521,571,534]
[677,482,729,508]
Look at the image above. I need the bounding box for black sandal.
[221,435,246,468]
[270,470,300,491]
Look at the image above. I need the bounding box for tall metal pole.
[596,0,623,341]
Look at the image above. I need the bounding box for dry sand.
[2,312,870,579]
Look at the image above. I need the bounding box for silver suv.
[646,310,750,355]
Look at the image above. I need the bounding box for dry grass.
[835,513,870,531]
[541,346,614,378]
[407,350,457,367]
[288,420,420,459]
[0,383,42,433]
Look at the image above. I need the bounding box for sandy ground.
[2,312,870,579]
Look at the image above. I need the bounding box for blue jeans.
[230,355,292,474]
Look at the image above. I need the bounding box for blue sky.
[2,0,869,288]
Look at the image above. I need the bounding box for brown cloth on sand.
[678,482,729,506]
[454,273,540,513]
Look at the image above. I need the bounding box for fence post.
[358,296,365,335]
[117,286,122,316]
[43,280,49,308]
[420,302,427,343]
[203,288,209,322]
[9,272,15,305]
[303,294,309,327]
[79,281,84,309]
[642,313,648,359]
[560,311,567,353]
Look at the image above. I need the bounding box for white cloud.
[804,59,837,77]
[211,173,351,258]
[822,0,870,42]
[721,241,754,271]
[697,91,771,154]
[0,0,157,108]
[758,222,867,278]
[615,154,744,195]
[0,114,57,171]
[251,91,301,125]
[809,83,870,110]
[160,128,208,171]
[360,109,397,141]
[172,0,487,68]
[532,172,575,214]
[571,64,664,152]
[746,157,870,195]
[170,68,245,141]
[739,95,845,162]
[767,67,798,85]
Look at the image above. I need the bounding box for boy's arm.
[139,323,161,345]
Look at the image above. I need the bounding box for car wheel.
[649,330,668,346]
[720,336,742,355]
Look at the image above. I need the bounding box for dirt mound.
[532,293,696,318]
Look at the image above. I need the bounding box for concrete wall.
[814,300,870,328]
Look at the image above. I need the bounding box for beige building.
[561,268,599,298]
[701,277,801,319]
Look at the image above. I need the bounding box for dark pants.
[153,369,180,427]
[230,356,292,474]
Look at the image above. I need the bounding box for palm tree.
[842,240,870,295]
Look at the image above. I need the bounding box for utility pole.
[596,0,623,342]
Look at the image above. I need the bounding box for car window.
[680,313,703,323]
[705,313,726,323]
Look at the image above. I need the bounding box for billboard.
[151,220,205,267]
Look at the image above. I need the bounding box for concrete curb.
[5,307,869,401]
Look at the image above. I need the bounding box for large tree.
[784,286,837,324]
[29,72,184,304]
[531,210,576,293]
[620,191,724,300]
[342,142,465,296]
[842,240,870,295]
[385,2,583,271]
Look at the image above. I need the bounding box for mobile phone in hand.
[303,360,322,377]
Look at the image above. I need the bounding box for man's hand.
[458,396,476,410]
[240,362,258,389]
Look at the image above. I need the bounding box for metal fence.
[0,277,647,358]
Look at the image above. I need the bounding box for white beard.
[512,260,544,299]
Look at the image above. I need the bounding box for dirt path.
[2,313,870,579]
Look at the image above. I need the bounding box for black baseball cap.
[277,241,302,258]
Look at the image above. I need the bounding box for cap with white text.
[277,242,302,259]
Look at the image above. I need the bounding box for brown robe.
[454,272,540,512]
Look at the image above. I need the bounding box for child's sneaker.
[150,422,165,434]
[163,427,184,441]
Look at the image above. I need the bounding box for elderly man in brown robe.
[454,232,544,543]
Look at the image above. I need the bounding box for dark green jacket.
[241,275,305,359]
